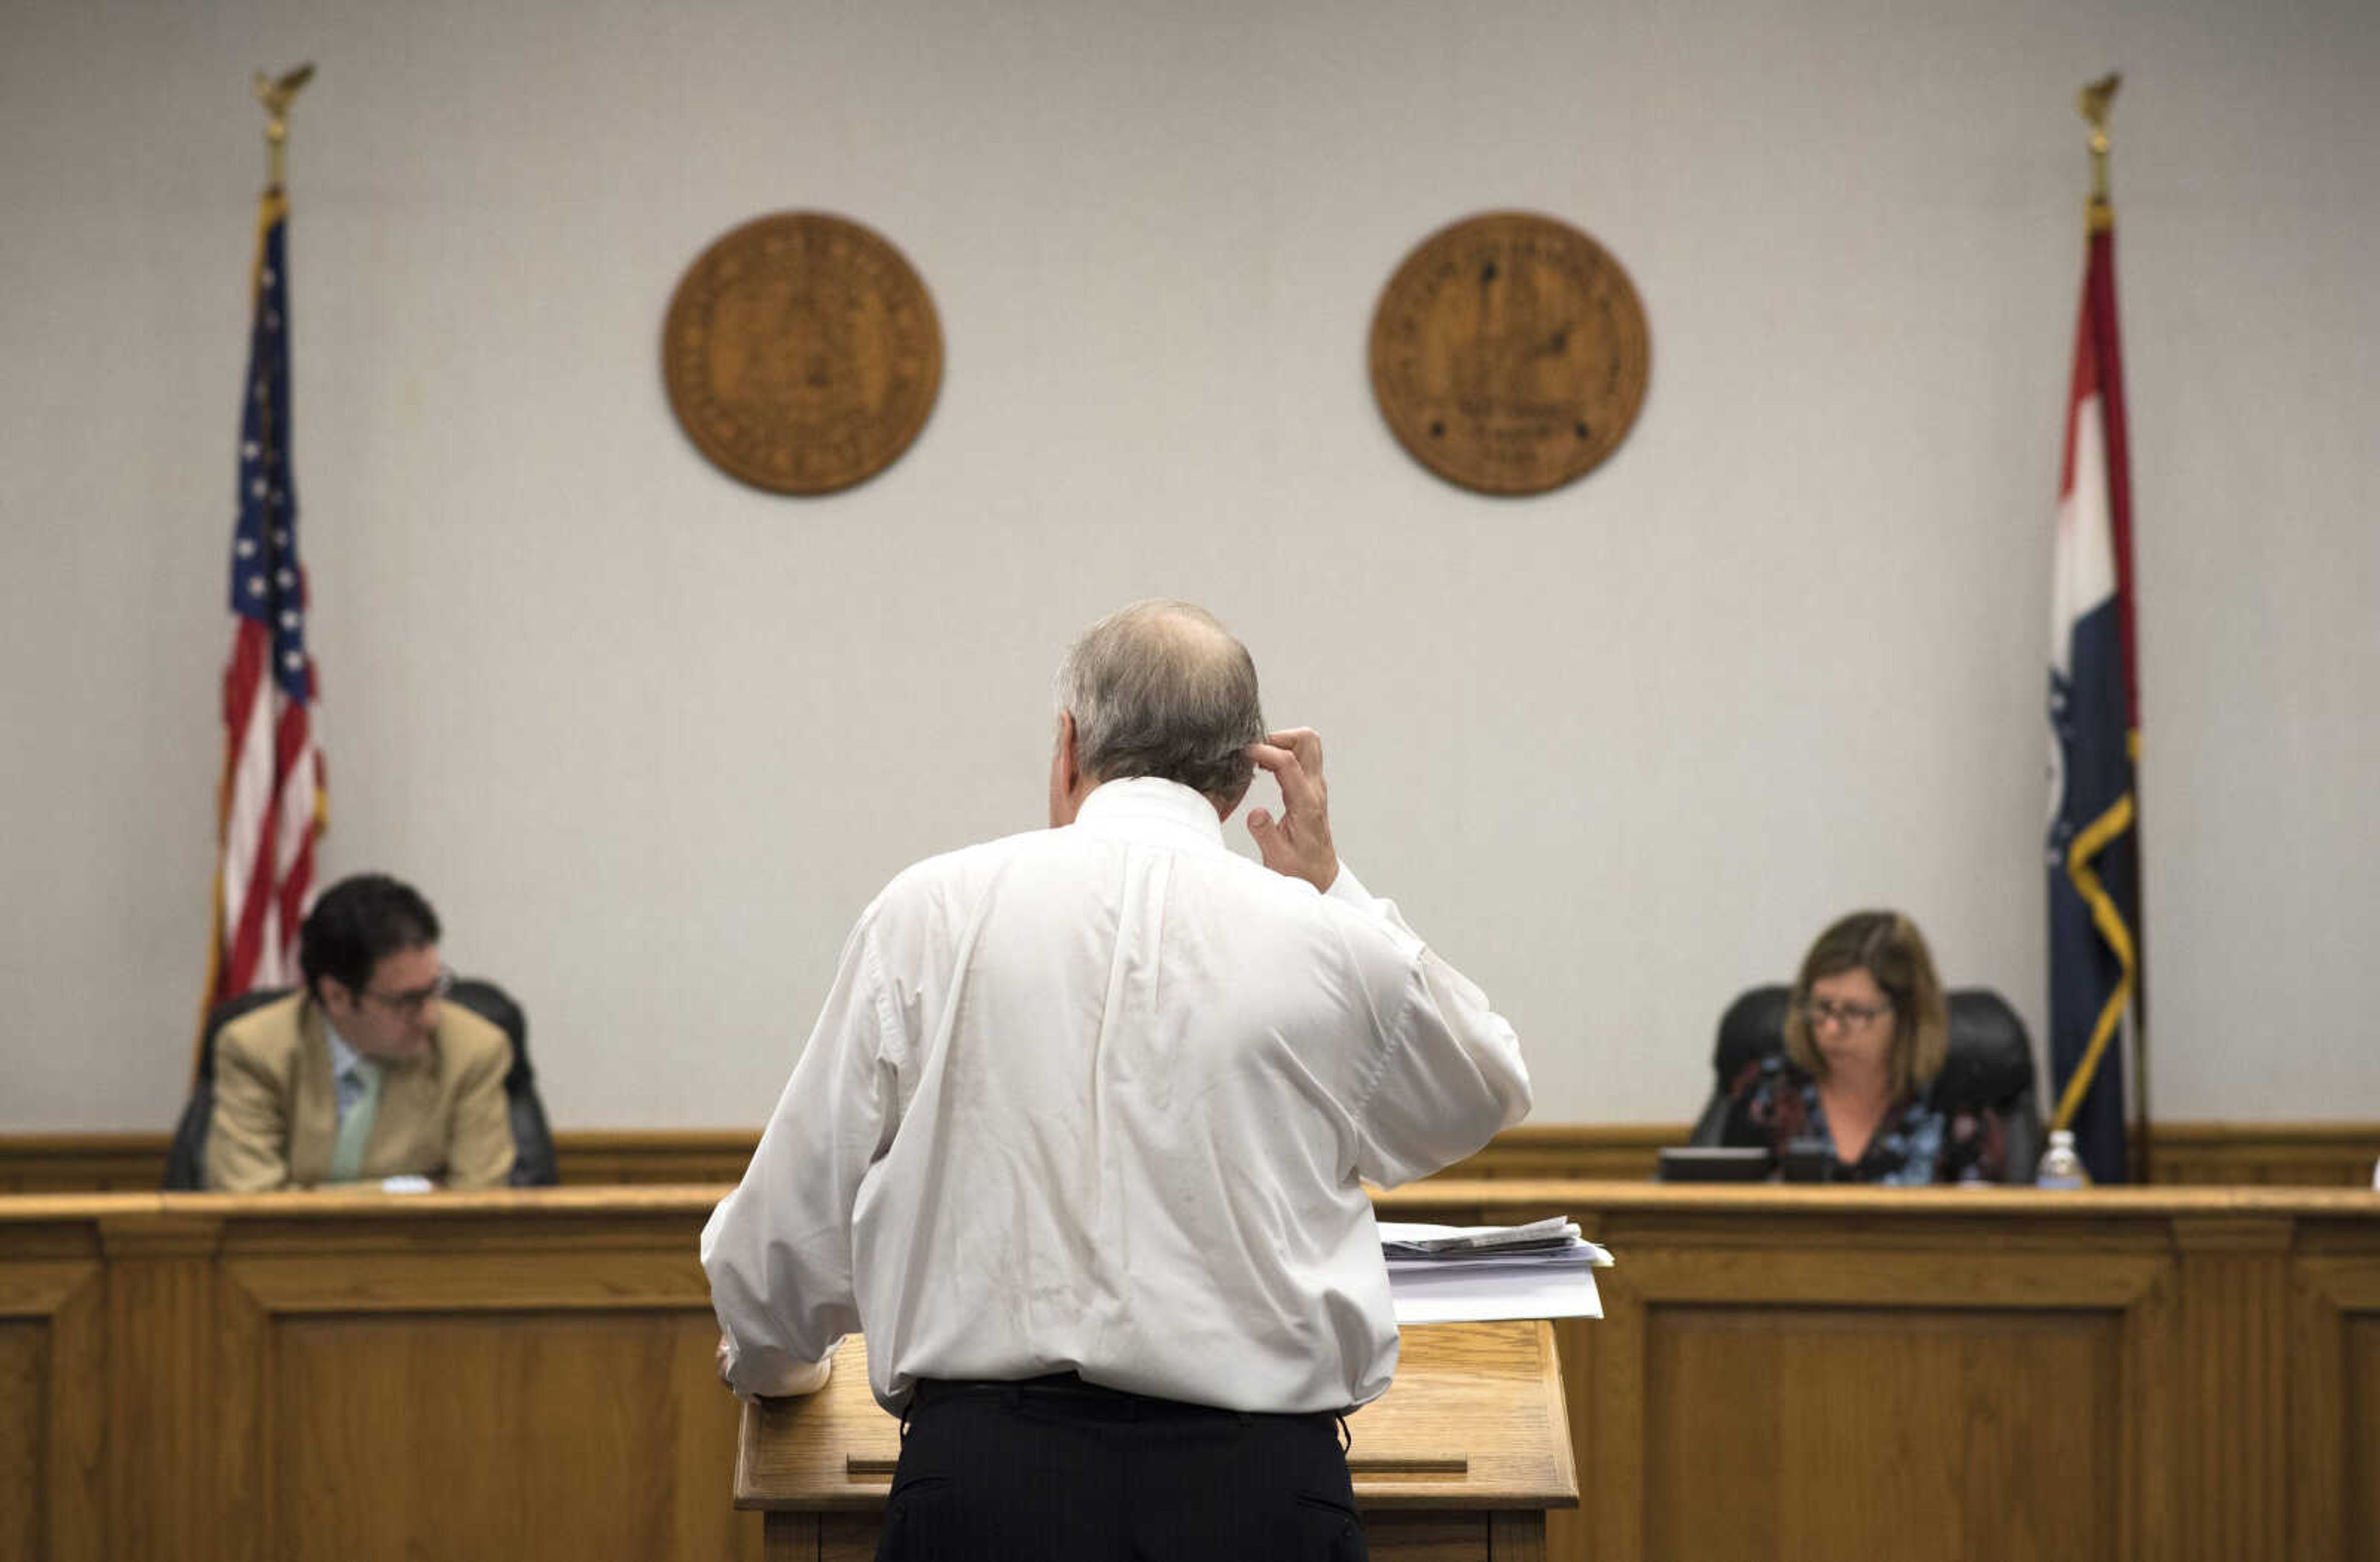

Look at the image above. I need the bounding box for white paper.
[1389,1261,1603,1323]
[1378,1219,1610,1324]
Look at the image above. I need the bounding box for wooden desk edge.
[7,1181,2378,1226]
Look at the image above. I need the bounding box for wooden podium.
[735,1320,1579,1560]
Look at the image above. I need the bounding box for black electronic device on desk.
[1779,1136,1838,1183]
[1655,1146,1773,1183]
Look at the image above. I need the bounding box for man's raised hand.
[1244,728,1339,893]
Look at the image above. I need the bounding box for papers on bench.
[1378,1218,1613,1325]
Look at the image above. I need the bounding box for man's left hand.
[1245,728,1339,893]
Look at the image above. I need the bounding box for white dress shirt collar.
[325,1021,363,1080]
[1070,776,1230,857]
[323,1021,382,1125]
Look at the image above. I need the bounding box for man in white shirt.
[703,600,1531,1560]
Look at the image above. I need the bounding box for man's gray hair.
[1057,600,1265,808]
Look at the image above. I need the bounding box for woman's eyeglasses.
[1800,998,1891,1029]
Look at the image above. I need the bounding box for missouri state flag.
[2045,218,2141,1186]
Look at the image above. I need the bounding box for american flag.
[206,187,326,1015]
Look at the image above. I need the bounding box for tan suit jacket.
[204,991,516,1191]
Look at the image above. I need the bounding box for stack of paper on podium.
[1377,1217,1613,1325]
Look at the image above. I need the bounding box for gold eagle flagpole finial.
[2078,73,2119,234]
[254,63,315,190]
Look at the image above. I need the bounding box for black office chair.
[1686,982,2043,1183]
[162,976,558,1189]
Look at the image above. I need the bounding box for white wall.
[4,0,2374,1132]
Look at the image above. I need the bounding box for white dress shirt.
[702,777,1532,1413]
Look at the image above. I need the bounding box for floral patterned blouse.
[1718,1054,2009,1185]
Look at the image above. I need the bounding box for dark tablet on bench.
[1656,1146,1774,1183]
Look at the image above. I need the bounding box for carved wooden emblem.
[663,212,942,495]
[1369,212,1650,496]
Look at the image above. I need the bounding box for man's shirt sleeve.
[702,909,902,1397]
[1326,863,1534,1189]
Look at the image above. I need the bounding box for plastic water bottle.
[2035,1129,2091,1189]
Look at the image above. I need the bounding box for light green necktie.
[327,1057,384,1183]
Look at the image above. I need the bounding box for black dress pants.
[878,1375,1369,1562]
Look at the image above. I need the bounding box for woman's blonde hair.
[1781,910,1947,1098]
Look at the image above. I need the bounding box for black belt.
[908,1373,1345,1428]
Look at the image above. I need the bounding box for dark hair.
[1056,599,1266,811]
[299,873,441,999]
[1782,909,1947,1097]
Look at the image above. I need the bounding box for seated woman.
[1720,911,2008,1184]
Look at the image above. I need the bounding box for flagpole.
[2079,73,2117,234]
[2076,71,2154,1183]
[254,63,314,192]
[195,63,320,1085]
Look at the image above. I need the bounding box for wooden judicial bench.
[3,1181,2378,1561]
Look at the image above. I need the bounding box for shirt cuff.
[1323,860,1372,907]
[755,1353,834,1398]
[724,1340,838,1400]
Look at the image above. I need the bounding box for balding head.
[1055,600,1266,813]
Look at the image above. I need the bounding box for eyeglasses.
[361,968,454,1016]
[1801,998,1892,1030]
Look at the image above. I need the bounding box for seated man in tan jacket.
[206,873,516,1191]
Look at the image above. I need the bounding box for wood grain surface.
[9,1119,2376,1193]
[738,1321,1569,1560]
[735,1320,1573,1514]
[1,1183,2375,1561]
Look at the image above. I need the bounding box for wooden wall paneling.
[0,1232,106,1562]
[2170,1217,2293,1561]
[0,1313,43,1561]
[669,1319,769,1562]
[46,1257,106,1562]
[268,1309,756,1561]
[1440,1126,1673,1183]
[4,1185,2376,1562]
[552,1130,759,1186]
[2291,1249,2380,1561]
[1541,1317,1594,1562]
[1346,1513,1491,1558]
[818,1512,878,1560]
[0,1135,167,1194]
[1458,1196,1592,1562]
[1573,1217,2174,1562]
[1486,1510,1548,1561]
[1633,1302,2123,1560]
[1575,1229,1646,1562]
[2352,1310,2380,1562]
[216,1200,762,1562]
[97,1209,258,1562]
[2149,1124,2379,1188]
[6,1122,2380,1194]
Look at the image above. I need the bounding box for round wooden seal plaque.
[1368,211,1650,496]
[663,212,942,495]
